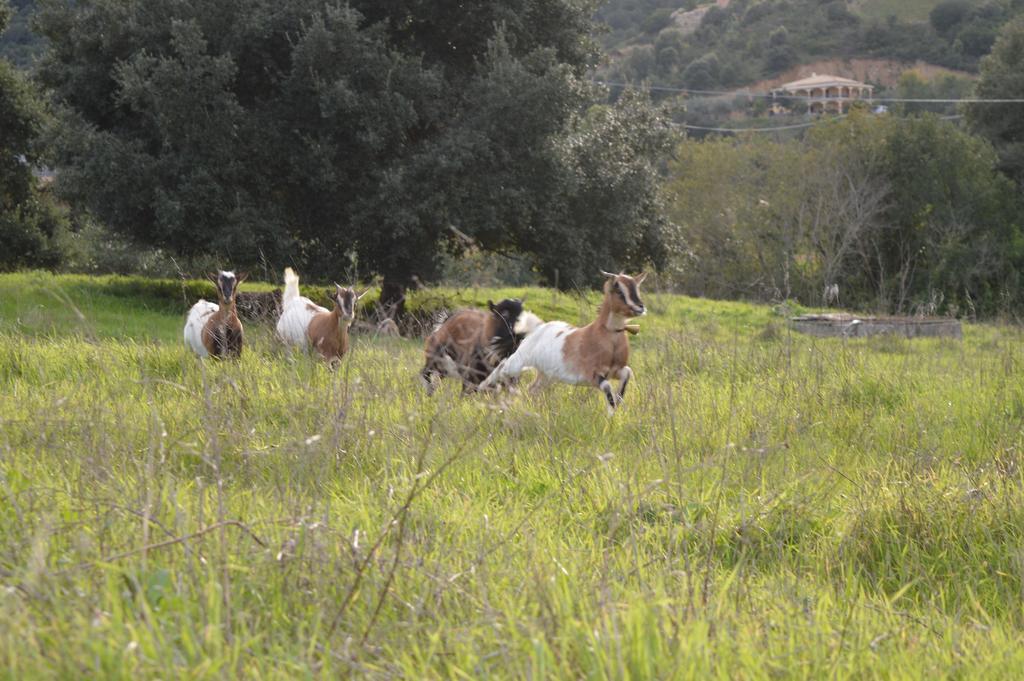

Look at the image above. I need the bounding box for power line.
[592,80,1024,104]
[675,113,963,134]
[679,120,835,133]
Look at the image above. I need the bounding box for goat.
[479,271,647,415]
[183,270,246,358]
[420,298,542,395]
[276,267,366,365]
[823,283,840,307]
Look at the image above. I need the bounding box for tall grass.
[0,273,1022,678]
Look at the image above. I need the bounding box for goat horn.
[600,270,617,278]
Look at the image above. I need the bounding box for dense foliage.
[35,0,672,306]
[0,0,62,271]
[967,16,1024,188]
[0,0,38,68]
[666,110,1023,316]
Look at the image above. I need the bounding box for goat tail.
[282,267,300,304]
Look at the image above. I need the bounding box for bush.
[930,0,973,35]
[0,194,65,271]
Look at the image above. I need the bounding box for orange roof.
[775,73,872,91]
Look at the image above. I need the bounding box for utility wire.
[679,120,836,132]
[592,80,1024,104]
[676,113,963,134]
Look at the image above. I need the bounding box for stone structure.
[771,73,873,114]
[790,313,962,339]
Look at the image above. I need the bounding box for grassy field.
[1,271,1024,678]
[853,0,943,22]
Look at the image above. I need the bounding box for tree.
[967,16,1024,189]
[682,53,720,89]
[0,0,62,270]
[765,26,796,73]
[36,0,670,310]
[870,114,1021,314]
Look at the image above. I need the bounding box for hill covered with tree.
[598,0,1024,91]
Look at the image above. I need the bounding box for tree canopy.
[665,111,1023,316]
[36,0,672,305]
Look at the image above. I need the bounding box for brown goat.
[420,299,541,394]
[276,268,366,366]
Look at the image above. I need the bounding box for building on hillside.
[770,73,873,115]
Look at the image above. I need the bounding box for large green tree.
[0,0,61,270]
[36,0,671,308]
[967,16,1024,189]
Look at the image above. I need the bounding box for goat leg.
[617,366,633,402]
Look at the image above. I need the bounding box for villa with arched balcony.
[770,73,873,114]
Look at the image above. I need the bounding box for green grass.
[854,0,943,22]
[1,272,1023,678]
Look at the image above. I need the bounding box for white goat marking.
[183,301,218,358]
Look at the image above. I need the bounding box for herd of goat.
[183,268,648,414]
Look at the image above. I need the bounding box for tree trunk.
[379,275,407,319]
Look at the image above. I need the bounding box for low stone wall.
[790,314,962,339]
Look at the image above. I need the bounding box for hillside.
[6,0,1019,82]
[597,0,1022,93]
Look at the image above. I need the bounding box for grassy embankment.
[1,271,1023,678]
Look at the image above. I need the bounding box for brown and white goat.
[184,270,246,358]
[275,267,366,365]
[420,298,542,395]
[479,272,647,414]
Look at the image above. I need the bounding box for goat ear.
[487,300,496,311]
[237,271,249,284]
[600,270,617,279]
[634,271,648,285]
[325,288,334,300]
[208,272,218,284]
